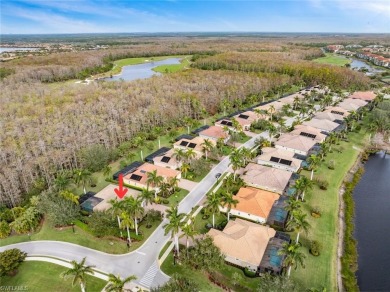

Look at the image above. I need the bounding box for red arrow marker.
[114,174,128,199]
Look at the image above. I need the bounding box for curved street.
[0,131,269,289]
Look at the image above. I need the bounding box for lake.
[350,59,384,75]
[354,151,390,291]
[0,47,40,53]
[102,58,181,82]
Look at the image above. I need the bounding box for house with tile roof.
[220,187,280,223]
[256,147,303,172]
[302,118,342,133]
[123,163,181,190]
[349,91,377,102]
[290,125,327,143]
[337,98,368,111]
[241,163,293,194]
[275,133,318,156]
[173,136,215,159]
[91,184,140,212]
[207,218,277,272]
[153,148,182,170]
[232,111,259,131]
[313,111,345,123]
[199,125,230,143]
[324,106,351,118]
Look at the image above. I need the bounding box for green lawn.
[0,218,161,254]
[193,212,227,234]
[313,53,351,67]
[290,128,370,291]
[153,57,191,73]
[0,261,106,292]
[167,188,189,206]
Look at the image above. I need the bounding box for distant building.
[256,147,303,172]
[302,118,342,133]
[349,91,377,102]
[275,133,318,156]
[199,125,230,143]
[326,45,344,52]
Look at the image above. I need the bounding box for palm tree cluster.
[109,196,145,245]
[229,148,255,181]
[146,170,180,200]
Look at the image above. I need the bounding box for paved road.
[0,131,269,289]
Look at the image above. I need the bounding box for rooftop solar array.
[334,119,344,124]
[174,134,194,142]
[220,120,233,127]
[191,125,210,134]
[188,143,197,148]
[238,114,249,119]
[161,156,171,163]
[180,141,189,147]
[130,174,142,181]
[331,110,344,116]
[112,161,143,180]
[144,147,171,163]
[270,156,292,166]
[300,131,317,139]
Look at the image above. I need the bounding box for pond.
[349,58,384,75]
[353,151,390,291]
[102,58,182,82]
[0,47,40,53]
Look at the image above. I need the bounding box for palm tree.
[73,169,92,194]
[278,242,306,277]
[268,105,276,121]
[205,192,222,228]
[287,211,310,243]
[120,211,134,245]
[168,176,180,193]
[307,154,321,180]
[54,171,71,191]
[285,197,301,219]
[255,137,271,150]
[106,274,137,292]
[61,257,94,292]
[293,97,300,110]
[294,176,313,201]
[60,190,79,205]
[180,222,198,254]
[267,124,277,141]
[229,149,244,181]
[140,189,154,207]
[221,192,238,221]
[103,165,112,179]
[232,118,243,133]
[124,196,144,236]
[109,198,125,237]
[163,206,186,256]
[201,138,214,160]
[278,119,287,135]
[173,148,186,163]
[184,148,197,163]
[180,163,191,179]
[146,170,164,198]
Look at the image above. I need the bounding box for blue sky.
[1,0,389,34]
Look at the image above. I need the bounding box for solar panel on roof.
[300,132,316,139]
[226,121,233,126]
[221,120,229,125]
[161,156,171,163]
[280,159,292,166]
[180,141,189,147]
[188,143,197,148]
[270,156,280,163]
[130,174,142,181]
[238,114,249,119]
[331,110,344,115]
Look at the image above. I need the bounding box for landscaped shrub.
[202,214,210,220]
[0,221,11,239]
[243,267,257,278]
[315,177,329,190]
[328,160,335,170]
[309,240,321,256]
[162,199,169,205]
[0,249,27,276]
[310,206,321,218]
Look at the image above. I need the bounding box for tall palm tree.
[54,171,71,191]
[173,148,186,163]
[278,119,287,135]
[168,176,180,193]
[61,257,94,292]
[205,192,222,228]
[268,105,276,121]
[163,206,186,256]
[201,138,214,160]
[229,149,244,181]
[120,211,134,245]
[103,165,112,179]
[232,118,243,133]
[278,242,306,277]
[73,169,91,194]
[285,197,301,219]
[184,149,197,163]
[307,154,321,180]
[140,189,154,207]
[295,176,313,201]
[109,198,125,237]
[105,274,137,292]
[146,170,164,198]
[287,211,310,243]
[180,222,198,253]
[221,192,239,221]
[293,97,300,110]
[180,163,191,179]
[124,196,144,236]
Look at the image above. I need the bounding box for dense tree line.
[192,51,371,90]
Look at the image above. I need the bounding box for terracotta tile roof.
[233,111,258,127]
[254,100,285,112]
[349,91,377,101]
[302,118,340,132]
[241,163,292,194]
[153,148,180,167]
[313,111,344,122]
[257,147,303,170]
[324,106,351,117]
[173,136,215,153]
[275,133,318,152]
[124,163,180,185]
[199,125,228,140]
[233,187,280,219]
[93,184,140,211]
[207,218,276,267]
[290,125,327,142]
